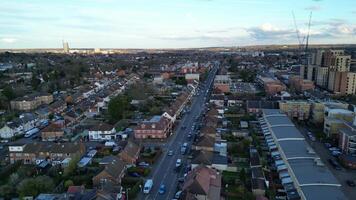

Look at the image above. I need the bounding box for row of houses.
[134,84,197,139]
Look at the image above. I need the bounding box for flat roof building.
[260,109,346,200]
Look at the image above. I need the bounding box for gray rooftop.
[262,109,347,200]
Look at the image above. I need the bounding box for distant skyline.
[0,0,355,49]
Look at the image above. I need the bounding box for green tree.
[2,86,15,100]
[239,168,247,185]
[64,155,80,177]
[108,95,131,123]
[0,184,14,199]
[31,77,41,90]
[64,180,74,188]
[17,176,55,197]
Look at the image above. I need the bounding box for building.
[315,67,329,88]
[346,72,356,95]
[310,101,349,125]
[324,50,351,72]
[324,108,354,138]
[259,109,346,200]
[185,73,200,83]
[258,77,286,96]
[134,115,172,139]
[10,93,53,111]
[182,165,222,200]
[289,76,315,93]
[9,142,86,165]
[279,100,311,121]
[92,158,126,188]
[339,121,356,155]
[41,124,64,141]
[214,75,231,93]
[88,123,116,141]
[119,141,140,164]
[328,71,347,94]
[246,100,279,114]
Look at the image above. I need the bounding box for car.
[329,147,340,152]
[129,172,141,177]
[143,179,153,194]
[178,177,185,183]
[168,150,174,156]
[158,184,166,194]
[176,159,182,168]
[324,143,332,148]
[328,159,342,170]
[138,162,150,167]
[346,180,356,187]
[310,136,316,142]
[331,150,342,157]
[174,191,182,198]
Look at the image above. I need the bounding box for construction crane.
[305,11,313,53]
[291,11,313,65]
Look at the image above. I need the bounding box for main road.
[139,63,219,200]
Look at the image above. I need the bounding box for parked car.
[346,180,356,187]
[328,159,342,170]
[329,147,341,152]
[129,172,141,177]
[138,162,150,167]
[331,151,342,157]
[158,184,166,194]
[324,143,332,148]
[174,191,182,199]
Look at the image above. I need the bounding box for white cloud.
[1,38,17,43]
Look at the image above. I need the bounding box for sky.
[0,0,355,49]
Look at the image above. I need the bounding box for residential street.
[138,64,218,200]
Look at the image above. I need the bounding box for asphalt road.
[139,64,219,200]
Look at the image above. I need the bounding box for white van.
[143,179,153,194]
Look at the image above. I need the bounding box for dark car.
[346,180,356,187]
[328,159,342,170]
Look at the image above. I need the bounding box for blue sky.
[0,0,355,48]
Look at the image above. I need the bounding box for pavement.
[296,124,356,200]
[137,64,219,200]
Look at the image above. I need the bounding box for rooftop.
[262,109,346,200]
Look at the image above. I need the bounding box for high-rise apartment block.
[302,49,354,95]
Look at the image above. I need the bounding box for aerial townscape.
[1,0,356,200]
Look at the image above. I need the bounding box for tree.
[108,95,131,123]
[9,173,20,186]
[2,86,15,100]
[64,155,80,177]
[239,168,247,185]
[64,180,74,188]
[17,176,55,197]
[31,77,41,90]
